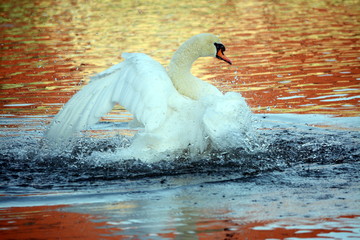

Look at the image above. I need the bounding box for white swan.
[46,33,253,161]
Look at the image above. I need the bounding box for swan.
[46,33,253,161]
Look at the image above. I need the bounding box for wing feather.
[46,53,175,140]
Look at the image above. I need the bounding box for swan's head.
[192,33,232,65]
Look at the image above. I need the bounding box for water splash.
[1,115,359,192]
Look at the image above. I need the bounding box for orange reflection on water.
[202,0,360,116]
[0,205,125,240]
[1,205,358,239]
[1,0,359,118]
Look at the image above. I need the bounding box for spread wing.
[46,53,176,140]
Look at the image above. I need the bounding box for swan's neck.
[168,41,200,75]
[168,38,217,100]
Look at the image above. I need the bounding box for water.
[1,0,360,239]
[1,113,359,238]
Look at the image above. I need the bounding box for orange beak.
[216,48,232,65]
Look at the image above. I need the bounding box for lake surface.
[1,0,359,239]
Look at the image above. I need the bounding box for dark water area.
[1,122,359,193]
[1,0,360,238]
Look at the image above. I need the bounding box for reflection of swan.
[46,33,252,160]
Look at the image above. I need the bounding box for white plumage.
[46,33,253,161]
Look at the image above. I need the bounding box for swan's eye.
[214,43,226,52]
